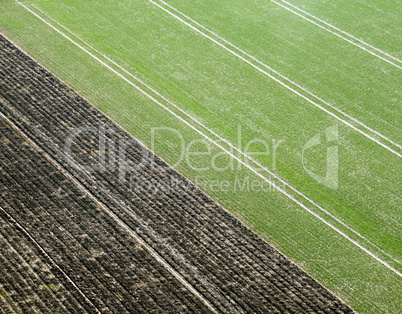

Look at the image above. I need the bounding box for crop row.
[0,34,352,313]
[0,117,209,313]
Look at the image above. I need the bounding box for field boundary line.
[155,0,402,151]
[150,0,402,157]
[30,2,402,266]
[273,0,402,66]
[17,1,402,276]
[0,203,102,313]
[0,103,220,314]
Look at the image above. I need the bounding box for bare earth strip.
[0,95,211,312]
[18,3,401,273]
[0,34,352,312]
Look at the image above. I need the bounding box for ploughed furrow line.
[0,212,85,313]
[0,34,352,312]
[0,119,210,312]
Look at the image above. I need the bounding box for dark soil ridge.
[0,116,211,313]
[0,33,353,313]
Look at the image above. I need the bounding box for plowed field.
[0,34,352,312]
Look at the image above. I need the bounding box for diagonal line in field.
[270,0,402,69]
[17,1,402,276]
[149,0,402,158]
[273,0,402,66]
[157,0,402,150]
[0,97,221,314]
[0,203,102,313]
[30,3,402,267]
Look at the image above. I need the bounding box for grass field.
[1,0,401,312]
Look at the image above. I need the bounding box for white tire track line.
[31,3,402,266]
[269,0,402,69]
[275,0,402,65]
[0,203,102,313]
[0,96,220,314]
[17,1,401,277]
[150,0,402,157]
[156,0,402,152]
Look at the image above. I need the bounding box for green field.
[1,0,401,312]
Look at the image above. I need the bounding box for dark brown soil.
[0,34,353,313]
